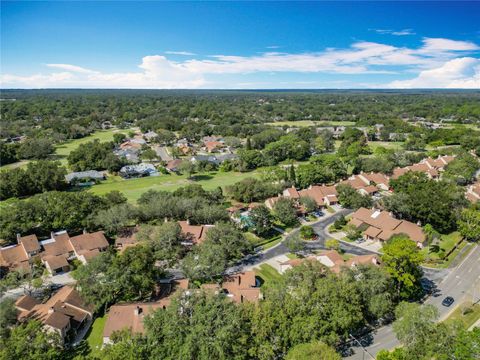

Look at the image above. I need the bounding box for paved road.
[344,243,480,359]
[154,146,173,162]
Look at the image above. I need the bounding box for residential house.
[466,181,480,203]
[65,170,105,185]
[114,228,139,253]
[119,163,158,178]
[279,250,380,274]
[204,141,225,153]
[178,220,214,245]
[143,131,158,142]
[339,172,390,195]
[114,148,140,163]
[349,207,426,247]
[165,159,183,173]
[297,185,339,207]
[102,279,189,344]
[264,196,282,210]
[15,286,93,343]
[0,234,41,273]
[202,271,261,304]
[392,155,455,180]
[40,230,109,274]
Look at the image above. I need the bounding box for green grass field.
[368,141,405,151]
[445,302,480,329]
[54,128,132,166]
[85,314,107,355]
[89,170,262,202]
[421,232,464,268]
[254,264,282,286]
[265,120,356,127]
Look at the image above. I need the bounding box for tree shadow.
[192,174,214,181]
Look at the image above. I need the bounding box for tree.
[113,133,127,144]
[0,320,63,360]
[0,298,17,338]
[385,172,468,233]
[249,205,274,237]
[284,233,305,253]
[393,302,438,349]
[92,203,137,237]
[300,225,316,240]
[137,223,186,265]
[68,140,124,172]
[273,198,298,226]
[444,153,480,185]
[144,291,250,360]
[299,196,317,213]
[285,341,341,360]
[140,148,158,162]
[226,178,281,203]
[336,184,373,210]
[333,215,347,230]
[178,160,196,179]
[17,138,54,160]
[457,207,480,242]
[381,235,424,300]
[325,238,340,251]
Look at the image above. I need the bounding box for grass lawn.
[286,253,299,260]
[89,170,262,202]
[444,302,480,329]
[261,236,282,250]
[85,314,107,355]
[254,264,282,286]
[54,128,132,166]
[421,232,464,268]
[265,120,356,127]
[368,141,404,152]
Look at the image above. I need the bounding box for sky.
[1,1,479,89]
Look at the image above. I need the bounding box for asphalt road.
[344,243,480,359]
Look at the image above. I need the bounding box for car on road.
[441,296,454,307]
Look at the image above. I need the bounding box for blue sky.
[1,1,479,89]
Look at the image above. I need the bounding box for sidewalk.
[327,229,383,254]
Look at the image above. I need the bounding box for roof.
[351,207,425,243]
[18,234,40,253]
[222,271,260,303]
[69,231,109,257]
[178,221,212,245]
[166,159,183,170]
[15,295,40,312]
[0,244,29,270]
[43,255,69,271]
[298,185,337,206]
[17,286,92,332]
[283,186,300,199]
[103,303,164,337]
[42,233,74,257]
[65,170,104,182]
[204,141,224,151]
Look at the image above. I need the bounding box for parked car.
[441,296,454,307]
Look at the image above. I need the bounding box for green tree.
[299,196,317,213]
[300,225,316,240]
[137,223,186,265]
[17,138,54,160]
[92,203,137,237]
[273,198,298,226]
[457,206,480,242]
[284,233,305,253]
[249,205,274,237]
[0,320,63,360]
[325,238,340,250]
[381,235,424,300]
[144,291,250,360]
[336,184,373,210]
[113,133,127,144]
[179,160,196,179]
[0,298,17,338]
[140,148,158,161]
[285,341,341,360]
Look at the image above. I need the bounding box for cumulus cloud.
[388,57,480,88]
[1,37,479,88]
[165,51,196,56]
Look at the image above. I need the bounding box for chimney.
[48,307,54,314]
[16,233,21,244]
[134,306,142,316]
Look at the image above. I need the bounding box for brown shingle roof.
[69,231,109,256]
[222,271,260,304]
[42,233,74,257]
[178,221,212,245]
[0,245,29,271]
[18,234,40,253]
[15,295,40,312]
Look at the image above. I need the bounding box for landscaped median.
[444,301,480,329]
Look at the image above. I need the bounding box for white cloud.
[165,51,196,56]
[46,64,98,74]
[373,28,416,36]
[266,45,281,49]
[388,57,480,88]
[1,37,479,88]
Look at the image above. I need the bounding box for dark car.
[442,296,454,307]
